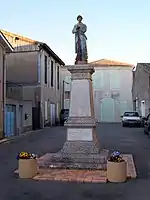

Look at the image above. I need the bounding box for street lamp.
[62,80,70,109]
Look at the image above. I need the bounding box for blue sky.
[1,0,150,65]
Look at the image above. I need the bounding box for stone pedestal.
[61,65,100,154]
[38,64,109,170]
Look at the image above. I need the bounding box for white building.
[61,59,134,122]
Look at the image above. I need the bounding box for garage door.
[4,105,16,137]
[100,98,115,122]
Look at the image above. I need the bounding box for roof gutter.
[0,32,13,52]
[39,43,65,66]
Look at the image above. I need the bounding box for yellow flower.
[19,152,30,158]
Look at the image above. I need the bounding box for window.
[65,75,71,83]
[44,55,47,84]
[92,71,103,89]
[149,76,150,89]
[64,100,70,109]
[65,91,70,99]
[51,61,54,87]
[110,71,120,89]
[123,112,139,117]
[57,66,59,90]
[44,101,48,120]
[64,75,71,91]
[133,100,136,111]
[37,54,41,83]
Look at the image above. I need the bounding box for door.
[32,102,41,130]
[141,100,146,117]
[50,103,56,126]
[100,98,114,122]
[19,105,23,134]
[56,103,59,119]
[4,105,16,137]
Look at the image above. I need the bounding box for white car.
[121,111,141,127]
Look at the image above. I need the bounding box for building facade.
[132,63,150,117]
[0,32,13,138]
[1,30,65,132]
[62,59,133,122]
[5,82,33,136]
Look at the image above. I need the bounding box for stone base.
[15,154,137,180]
[61,141,100,154]
[38,148,109,170]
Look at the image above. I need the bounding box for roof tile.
[90,59,133,67]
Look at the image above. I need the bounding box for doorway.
[100,98,115,122]
[140,100,146,117]
[50,103,56,126]
[4,105,16,137]
[19,105,23,134]
[32,102,41,130]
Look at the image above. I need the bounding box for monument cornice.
[66,64,95,80]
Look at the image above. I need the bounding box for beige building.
[0,32,13,138]
[1,30,65,133]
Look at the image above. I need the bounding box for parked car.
[143,114,150,137]
[121,111,141,127]
[60,109,69,125]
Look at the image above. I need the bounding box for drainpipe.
[38,49,44,129]
[62,80,64,109]
[2,52,5,137]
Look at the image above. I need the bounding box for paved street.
[0,123,150,200]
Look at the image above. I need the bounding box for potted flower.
[17,152,38,178]
[107,151,127,183]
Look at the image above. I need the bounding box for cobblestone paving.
[33,169,107,183]
[32,154,136,182]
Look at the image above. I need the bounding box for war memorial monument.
[38,15,109,170]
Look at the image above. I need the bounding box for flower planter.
[18,159,37,178]
[107,160,127,183]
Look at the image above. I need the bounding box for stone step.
[38,161,107,170]
[14,154,136,180]
[37,150,109,170]
[42,149,109,165]
[33,169,107,183]
[50,155,107,164]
